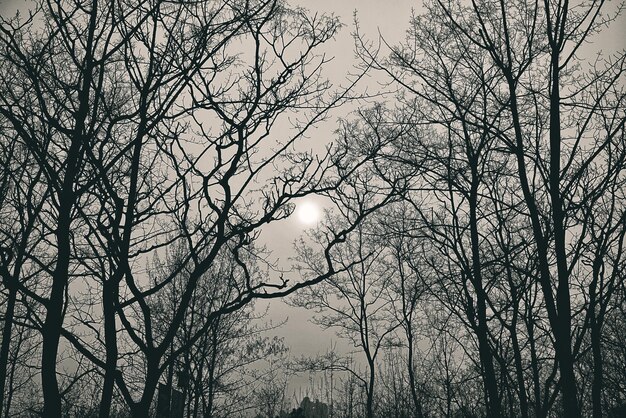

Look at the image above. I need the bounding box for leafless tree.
[292,215,401,418]
[0,0,401,416]
[351,0,625,416]
[2,0,623,416]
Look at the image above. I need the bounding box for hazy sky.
[1,0,624,399]
[2,0,623,340]
[260,0,420,359]
[0,0,423,371]
[257,0,626,392]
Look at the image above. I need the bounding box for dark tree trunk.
[42,201,75,417]
[548,52,580,418]
[510,320,529,418]
[100,280,119,418]
[0,287,16,418]
[203,325,219,418]
[406,329,423,418]
[131,357,160,418]
[590,311,603,418]
[366,357,375,418]
[507,266,529,418]
[527,311,543,418]
[41,2,96,414]
[4,323,23,418]
[505,69,579,418]
[468,175,500,418]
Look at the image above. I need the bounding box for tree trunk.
[525,303,545,418]
[131,358,160,418]
[406,329,423,418]
[100,280,119,418]
[41,2,96,414]
[365,358,375,418]
[507,268,529,418]
[204,326,218,418]
[590,310,603,418]
[510,321,529,418]
[42,206,74,417]
[4,324,23,418]
[548,52,580,418]
[0,287,16,418]
[469,177,500,418]
[506,69,580,418]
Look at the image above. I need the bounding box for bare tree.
[150,243,290,418]
[352,0,625,416]
[376,204,427,418]
[292,215,400,418]
[0,0,402,416]
[357,27,506,416]
[2,0,622,416]
[413,3,625,416]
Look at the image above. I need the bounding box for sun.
[296,201,321,225]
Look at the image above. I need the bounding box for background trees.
[293,219,398,418]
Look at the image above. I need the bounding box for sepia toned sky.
[260,0,420,360]
[258,0,626,389]
[3,0,623,359]
[1,0,624,398]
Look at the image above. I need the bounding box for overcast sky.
[257,0,626,391]
[259,0,420,360]
[1,0,624,399]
